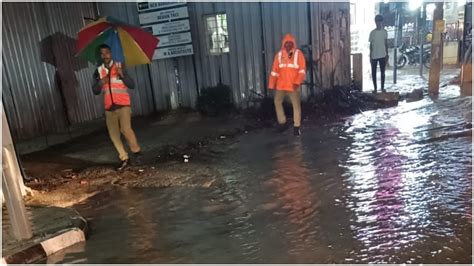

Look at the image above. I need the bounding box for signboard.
[139,6,189,25]
[157,32,192,48]
[153,44,194,60]
[137,1,185,12]
[138,2,193,60]
[142,20,190,36]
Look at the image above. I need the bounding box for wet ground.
[46,80,472,263]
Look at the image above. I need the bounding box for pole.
[393,4,402,84]
[2,104,32,240]
[419,3,427,77]
[428,2,445,95]
[146,64,158,113]
[259,2,268,97]
[353,53,363,90]
[393,7,398,84]
[307,1,315,98]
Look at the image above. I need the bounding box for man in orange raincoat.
[268,33,306,136]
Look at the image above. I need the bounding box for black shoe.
[372,90,377,94]
[132,152,143,166]
[276,123,289,133]
[294,127,301,136]
[382,89,386,93]
[117,159,129,171]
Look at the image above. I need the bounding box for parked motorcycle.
[396,43,431,69]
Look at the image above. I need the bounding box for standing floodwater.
[55,87,472,264]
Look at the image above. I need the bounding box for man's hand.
[293,84,300,91]
[99,76,109,85]
[117,67,124,78]
[116,62,124,78]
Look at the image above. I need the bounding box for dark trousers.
[371,57,386,92]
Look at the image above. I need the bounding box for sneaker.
[276,123,289,133]
[294,126,301,136]
[382,89,386,93]
[117,159,129,171]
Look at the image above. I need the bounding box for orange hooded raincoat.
[268,34,306,91]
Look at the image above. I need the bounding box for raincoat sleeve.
[268,54,280,89]
[121,69,135,90]
[92,69,102,95]
[294,50,306,86]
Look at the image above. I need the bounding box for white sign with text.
[142,20,190,36]
[139,6,189,25]
[157,32,192,48]
[138,2,193,59]
[153,44,194,59]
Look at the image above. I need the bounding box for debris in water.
[220,135,226,139]
[405,88,424,103]
[202,179,216,188]
[443,246,454,252]
[80,180,88,185]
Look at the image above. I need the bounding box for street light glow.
[426,3,436,14]
[409,0,423,10]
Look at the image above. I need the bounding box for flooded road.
[56,86,472,263]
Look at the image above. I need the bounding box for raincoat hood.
[280,33,297,52]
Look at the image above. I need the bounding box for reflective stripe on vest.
[278,50,300,69]
[103,88,129,95]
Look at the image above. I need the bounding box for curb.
[2,215,88,264]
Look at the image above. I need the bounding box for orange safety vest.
[268,34,306,91]
[98,62,131,110]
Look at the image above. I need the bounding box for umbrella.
[76,16,159,66]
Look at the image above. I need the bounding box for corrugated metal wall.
[2,2,107,140]
[261,2,312,99]
[4,1,351,142]
[190,2,315,106]
[190,2,266,108]
[43,2,103,123]
[3,2,69,140]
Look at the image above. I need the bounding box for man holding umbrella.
[78,17,158,170]
[92,44,141,170]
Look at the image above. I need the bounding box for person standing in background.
[369,15,389,93]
